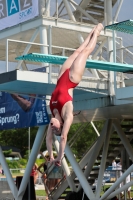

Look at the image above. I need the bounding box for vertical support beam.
[113,119,133,161]
[0,147,18,199]
[56,0,58,18]
[63,0,76,21]
[39,0,46,15]
[53,136,77,192]
[106,0,113,31]
[17,126,46,198]
[104,0,107,26]
[39,0,50,16]
[119,38,125,87]
[43,0,50,16]
[106,0,115,100]
[113,29,117,94]
[40,26,48,72]
[48,25,52,83]
[119,38,123,64]
[65,143,95,200]
[40,26,48,54]
[121,149,128,200]
[95,119,113,198]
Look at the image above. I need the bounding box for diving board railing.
[15,53,133,73]
[6,38,76,72]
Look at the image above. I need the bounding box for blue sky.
[118,0,133,21]
[115,0,133,47]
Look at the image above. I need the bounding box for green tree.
[3,149,12,156]
[0,121,105,160]
[0,126,47,156]
[68,121,105,160]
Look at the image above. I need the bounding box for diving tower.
[0,1,133,200]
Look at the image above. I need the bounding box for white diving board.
[15,53,133,73]
[105,19,133,34]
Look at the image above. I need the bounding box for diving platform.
[0,69,108,99]
[0,69,133,122]
[16,53,133,73]
[0,70,54,96]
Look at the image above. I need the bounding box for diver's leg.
[69,23,103,83]
[58,25,98,79]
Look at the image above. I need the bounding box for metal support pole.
[119,38,125,87]
[114,0,123,22]
[48,25,52,83]
[79,120,109,188]
[104,0,107,26]
[63,0,76,21]
[100,165,133,200]
[69,0,98,24]
[113,119,133,161]
[113,29,117,94]
[108,181,133,199]
[39,0,50,16]
[40,26,48,54]
[43,0,50,16]
[40,26,48,72]
[53,139,102,199]
[56,0,58,18]
[53,136,77,192]
[96,119,113,198]
[17,126,46,198]
[0,147,18,199]
[39,0,46,15]
[106,0,115,100]
[65,143,95,200]
[90,121,100,136]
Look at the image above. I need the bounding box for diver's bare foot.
[95,23,104,36]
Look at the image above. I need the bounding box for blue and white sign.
[0,0,39,30]
[0,91,49,130]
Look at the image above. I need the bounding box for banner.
[0,0,39,30]
[0,91,50,130]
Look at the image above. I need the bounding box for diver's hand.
[49,157,54,163]
[52,158,61,166]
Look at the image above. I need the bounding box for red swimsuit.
[50,69,78,117]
